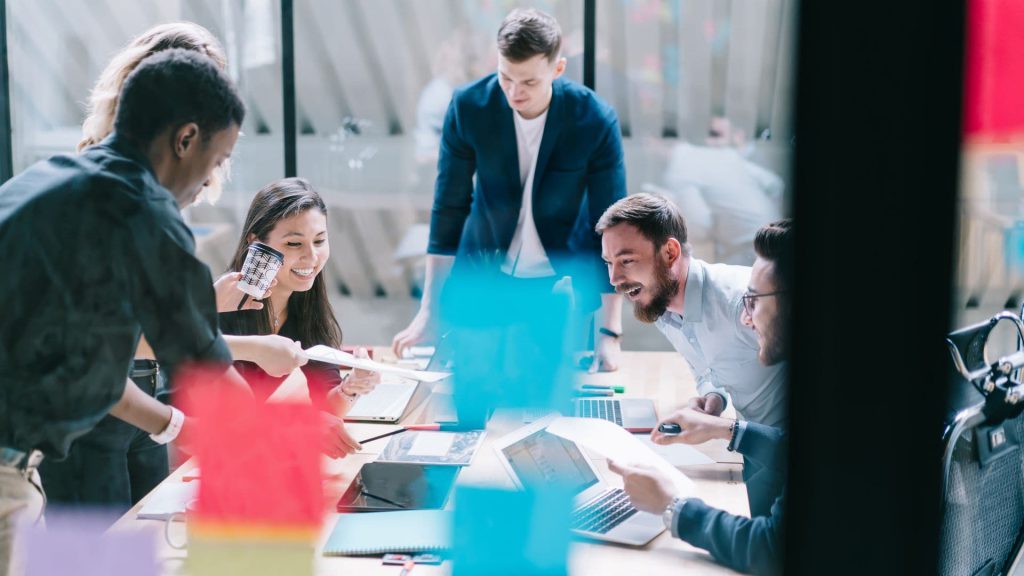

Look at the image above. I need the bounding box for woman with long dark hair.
[220,177,379,419]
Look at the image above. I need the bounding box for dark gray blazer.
[675,422,786,575]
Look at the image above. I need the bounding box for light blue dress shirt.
[655,258,787,428]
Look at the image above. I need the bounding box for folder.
[322,510,452,556]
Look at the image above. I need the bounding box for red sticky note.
[178,365,323,531]
[963,0,1024,139]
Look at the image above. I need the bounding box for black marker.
[658,422,682,435]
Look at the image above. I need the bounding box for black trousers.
[39,360,170,514]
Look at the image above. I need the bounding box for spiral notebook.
[322,510,452,556]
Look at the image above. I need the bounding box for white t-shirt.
[502,109,556,278]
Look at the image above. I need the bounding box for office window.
[594,0,796,265]
[292,0,583,299]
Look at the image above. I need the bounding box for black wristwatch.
[726,419,740,452]
[598,327,621,340]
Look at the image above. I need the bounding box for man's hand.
[651,407,734,446]
[606,460,676,515]
[319,412,361,459]
[590,333,621,373]
[392,307,435,358]
[251,335,309,377]
[213,272,276,312]
[688,393,725,416]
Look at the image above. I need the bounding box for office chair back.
[941,313,1024,576]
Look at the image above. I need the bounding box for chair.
[941,312,1024,576]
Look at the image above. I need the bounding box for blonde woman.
[39,23,328,514]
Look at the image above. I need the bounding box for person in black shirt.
[219,178,381,419]
[0,49,252,571]
[39,22,309,516]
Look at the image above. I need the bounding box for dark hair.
[222,178,342,349]
[114,48,245,146]
[497,8,562,62]
[595,193,690,252]
[753,219,794,291]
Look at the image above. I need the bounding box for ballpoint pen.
[356,423,462,445]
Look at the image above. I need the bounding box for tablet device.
[336,462,460,512]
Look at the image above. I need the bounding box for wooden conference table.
[111,351,750,575]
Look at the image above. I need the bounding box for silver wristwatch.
[662,497,682,535]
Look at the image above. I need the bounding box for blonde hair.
[79,22,231,203]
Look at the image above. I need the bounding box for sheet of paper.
[634,434,715,467]
[137,479,198,520]
[407,432,455,457]
[304,345,450,382]
[546,417,696,498]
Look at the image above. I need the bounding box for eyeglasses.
[741,291,787,315]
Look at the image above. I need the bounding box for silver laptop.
[494,417,665,546]
[344,340,452,423]
[572,397,659,432]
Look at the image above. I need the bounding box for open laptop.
[344,338,452,423]
[572,397,658,433]
[494,417,664,546]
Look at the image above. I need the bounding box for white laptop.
[344,340,452,423]
[572,397,658,432]
[494,416,665,546]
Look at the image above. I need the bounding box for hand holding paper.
[305,345,450,382]
[546,417,696,498]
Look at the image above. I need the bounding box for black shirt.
[0,134,232,457]
[218,311,342,411]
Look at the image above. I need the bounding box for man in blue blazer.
[392,8,627,371]
[608,219,793,575]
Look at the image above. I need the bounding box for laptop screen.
[501,428,599,494]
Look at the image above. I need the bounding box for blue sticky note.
[451,485,572,576]
[441,267,585,424]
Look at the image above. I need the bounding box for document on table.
[304,345,450,382]
[137,479,198,520]
[408,432,456,457]
[634,434,715,467]
[547,417,696,497]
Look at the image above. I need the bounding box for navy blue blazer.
[676,422,786,575]
[427,74,626,295]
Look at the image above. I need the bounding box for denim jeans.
[0,467,44,576]
[38,360,169,517]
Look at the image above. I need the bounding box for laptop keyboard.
[576,399,623,426]
[572,489,638,534]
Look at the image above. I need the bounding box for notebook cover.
[322,510,453,556]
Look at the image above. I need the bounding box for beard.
[626,258,680,324]
[757,303,789,366]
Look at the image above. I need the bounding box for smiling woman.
[219,178,380,418]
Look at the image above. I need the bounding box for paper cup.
[237,242,284,300]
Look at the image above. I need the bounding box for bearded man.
[596,193,788,518]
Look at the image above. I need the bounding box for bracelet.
[149,406,185,445]
[726,419,740,452]
[598,327,621,340]
[338,375,358,403]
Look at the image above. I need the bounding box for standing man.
[392,8,627,371]
[0,50,295,573]
[608,219,793,575]
[596,194,787,515]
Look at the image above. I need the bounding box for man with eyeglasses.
[606,218,792,575]
[596,191,786,483]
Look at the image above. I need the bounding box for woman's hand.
[340,348,381,396]
[319,412,361,458]
[213,272,277,312]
